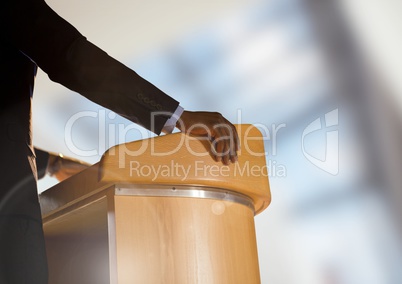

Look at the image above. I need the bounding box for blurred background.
[34,0,402,283]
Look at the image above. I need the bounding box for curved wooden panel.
[114,195,261,284]
[100,124,270,214]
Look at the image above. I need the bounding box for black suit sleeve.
[2,0,179,134]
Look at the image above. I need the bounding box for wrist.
[162,105,184,134]
[176,110,191,132]
[47,154,62,176]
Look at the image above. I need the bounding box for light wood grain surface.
[113,195,261,284]
[100,124,270,214]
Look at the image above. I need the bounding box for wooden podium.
[40,124,271,284]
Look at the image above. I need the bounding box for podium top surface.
[40,124,270,216]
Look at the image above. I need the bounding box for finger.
[209,127,219,162]
[233,125,240,151]
[220,135,230,165]
[219,121,237,164]
[224,117,240,152]
[213,127,225,163]
[210,137,218,162]
[223,145,230,165]
[221,125,232,165]
[216,124,232,165]
[225,123,238,163]
[229,145,238,163]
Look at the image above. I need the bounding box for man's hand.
[176,111,240,165]
[47,154,90,182]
